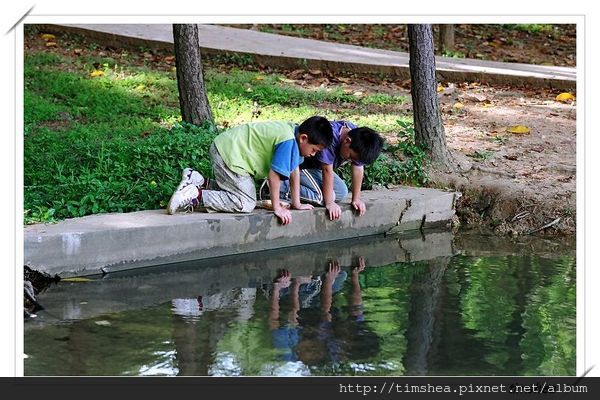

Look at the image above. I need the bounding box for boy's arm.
[290,167,314,211]
[322,163,342,220]
[351,164,366,216]
[268,169,292,225]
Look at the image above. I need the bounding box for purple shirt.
[300,120,365,170]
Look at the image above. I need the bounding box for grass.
[24,34,425,224]
[501,24,554,34]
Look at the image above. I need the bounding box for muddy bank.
[431,168,576,236]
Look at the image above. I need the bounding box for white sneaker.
[176,168,205,192]
[167,184,200,214]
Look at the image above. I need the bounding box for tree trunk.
[408,24,454,169]
[438,24,455,54]
[173,24,213,125]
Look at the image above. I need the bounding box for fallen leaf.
[254,75,265,81]
[95,320,112,326]
[45,42,57,47]
[353,91,364,97]
[73,48,83,55]
[555,92,575,102]
[309,69,322,75]
[62,277,93,282]
[437,83,444,93]
[164,55,175,63]
[90,70,105,77]
[41,33,56,41]
[336,77,351,83]
[453,102,465,109]
[506,125,531,134]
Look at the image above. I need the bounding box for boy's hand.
[353,256,366,275]
[325,261,341,283]
[326,202,342,220]
[293,203,314,211]
[273,207,292,225]
[351,199,366,216]
[273,269,292,289]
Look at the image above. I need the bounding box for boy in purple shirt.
[261,121,384,220]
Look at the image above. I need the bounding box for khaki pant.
[201,143,257,213]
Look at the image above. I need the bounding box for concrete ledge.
[24,187,459,277]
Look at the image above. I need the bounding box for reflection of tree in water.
[404,257,450,375]
[459,256,519,370]
[520,256,576,375]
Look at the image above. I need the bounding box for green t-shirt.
[214,121,302,180]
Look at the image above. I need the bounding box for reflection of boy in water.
[268,257,378,366]
[268,269,306,362]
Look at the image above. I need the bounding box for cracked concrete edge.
[386,190,458,235]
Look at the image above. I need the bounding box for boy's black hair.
[348,127,385,165]
[298,116,334,147]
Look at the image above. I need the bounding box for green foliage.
[25,121,217,221]
[502,24,554,34]
[442,50,466,58]
[344,119,428,189]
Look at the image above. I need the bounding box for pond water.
[24,231,576,376]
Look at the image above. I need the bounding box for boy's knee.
[241,199,256,213]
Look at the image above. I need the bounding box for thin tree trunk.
[438,24,455,54]
[408,24,454,169]
[173,24,213,126]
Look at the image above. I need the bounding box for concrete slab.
[24,187,459,277]
[37,24,576,90]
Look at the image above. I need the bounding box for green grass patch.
[501,24,554,34]
[24,42,425,223]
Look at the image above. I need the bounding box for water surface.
[24,231,576,376]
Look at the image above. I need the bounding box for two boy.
[167,117,384,224]
[167,116,332,225]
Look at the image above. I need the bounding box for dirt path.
[437,83,576,235]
